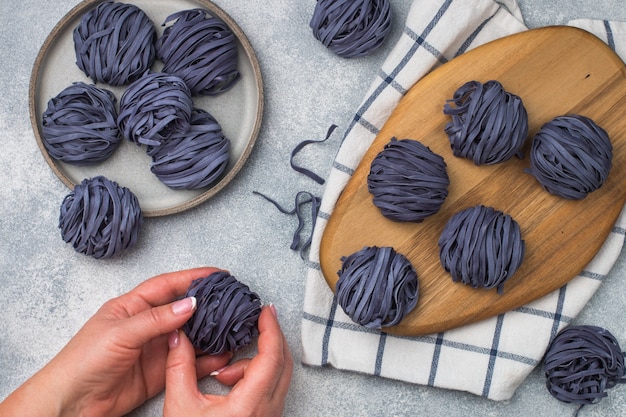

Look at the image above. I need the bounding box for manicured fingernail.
[172,296,196,316]
[268,303,278,318]
[210,365,229,377]
[168,330,180,348]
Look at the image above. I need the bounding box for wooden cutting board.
[319,26,626,336]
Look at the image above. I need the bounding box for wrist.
[45,357,104,417]
[0,363,75,417]
[40,362,85,417]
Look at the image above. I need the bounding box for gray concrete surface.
[1,1,625,416]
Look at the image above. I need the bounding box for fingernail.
[268,303,278,318]
[168,330,180,348]
[210,365,229,377]
[172,296,197,316]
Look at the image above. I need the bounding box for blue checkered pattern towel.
[301,0,626,401]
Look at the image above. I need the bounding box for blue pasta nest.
[443,80,528,165]
[42,82,121,165]
[117,72,193,147]
[59,176,143,259]
[73,1,156,86]
[368,138,449,222]
[526,115,612,200]
[310,0,392,58]
[149,109,230,190]
[156,9,240,96]
[438,205,525,294]
[183,271,262,355]
[336,246,419,329]
[544,325,625,415]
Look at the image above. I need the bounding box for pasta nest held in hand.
[183,271,262,355]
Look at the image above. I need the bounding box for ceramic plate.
[29,0,263,217]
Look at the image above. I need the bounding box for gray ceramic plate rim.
[29,0,264,217]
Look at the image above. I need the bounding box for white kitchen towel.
[301,0,626,401]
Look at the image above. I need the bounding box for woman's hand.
[0,267,232,417]
[164,304,293,417]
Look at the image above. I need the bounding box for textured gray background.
[1,1,625,416]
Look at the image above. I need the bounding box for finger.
[117,296,198,347]
[124,267,222,309]
[212,358,251,386]
[211,350,292,392]
[164,330,201,405]
[273,332,294,401]
[223,306,290,399]
[195,352,232,380]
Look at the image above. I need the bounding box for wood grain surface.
[319,26,626,336]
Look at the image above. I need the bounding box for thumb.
[119,296,197,347]
[164,330,202,412]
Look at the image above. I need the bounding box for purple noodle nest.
[117,72,193,147]
[438,205,525,294]
[73,1,156,86]
[149,109,230,190]
[59,176,143,259]
[526,114,612,200]
[336,246,419,329]
[368,138,449,222]
[42,82,121,165]
[443,80,528,165]
[310,0,392,58]
[544,325,625,414]
[183,271,262,355]
[156,9,240,96]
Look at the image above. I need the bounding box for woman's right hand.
[164,304,293,417]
